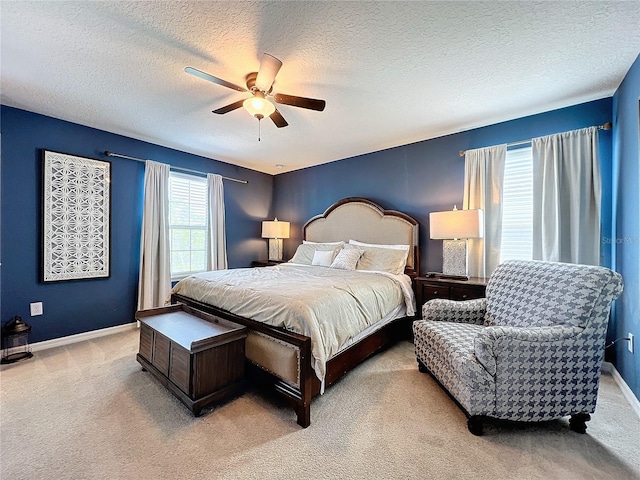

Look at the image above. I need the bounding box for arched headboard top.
[303,197,420,276]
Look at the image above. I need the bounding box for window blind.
[500,146,533,263]
[168,172,207,279]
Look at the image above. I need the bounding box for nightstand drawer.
[450,285,486,301]
[421,283,452,301]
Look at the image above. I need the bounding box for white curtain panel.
[463,144,507,278]
[137,160,171,310]
[532,126,601,265]
[206,173,228,270]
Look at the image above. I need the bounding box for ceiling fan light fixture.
[243,94,276,118]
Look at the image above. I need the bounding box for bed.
[170,197,420,426]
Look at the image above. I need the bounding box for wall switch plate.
[30,302,43,316]
[628,333,634,354]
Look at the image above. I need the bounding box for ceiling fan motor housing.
[246,72,272,94]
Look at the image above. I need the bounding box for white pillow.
[355,245,408,275]
[312,250,335,267]
[303,240,344,245]
[349,239,410,251]
[330,246,363,270]
[289,243,342,265]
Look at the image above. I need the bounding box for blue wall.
[274,99,613,275]
[1,106,273,342]
[612,53,640,400]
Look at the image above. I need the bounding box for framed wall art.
[42,150,111,282]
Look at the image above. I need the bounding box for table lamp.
[429,207,484,279]
[261,218,290,261]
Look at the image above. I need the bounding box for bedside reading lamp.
[261,218,290,262]
[429,207,484,280]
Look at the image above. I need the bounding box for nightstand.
[415,276,488,319]
[251,260,284,267]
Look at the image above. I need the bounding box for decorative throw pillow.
[330,246,363,270]
[289,243,342,265]
[311,250,335,267]
[355,245,408,275]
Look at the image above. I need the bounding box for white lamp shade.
[430,209,484,240]
[262,219,290,239]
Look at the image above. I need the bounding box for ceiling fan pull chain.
[258,117,261,142]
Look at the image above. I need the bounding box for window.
[168,172,207,280]
[500,146,533,263]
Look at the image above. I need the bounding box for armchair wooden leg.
[417,358,428,373]
[569,413,591,434]
[467,416,484,436]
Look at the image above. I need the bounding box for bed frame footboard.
[171,293,314,427]
[170,294,411,427]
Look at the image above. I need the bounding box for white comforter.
[169,264,415,383]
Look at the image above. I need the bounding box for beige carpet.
[1,329,639,480]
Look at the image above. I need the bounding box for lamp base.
[442,239,468,278]
[268,238,283,262]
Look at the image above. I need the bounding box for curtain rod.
[457,122,612,157]
[103,151,248,184]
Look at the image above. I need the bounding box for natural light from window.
[500,146,533,263]
[168,172,207,280]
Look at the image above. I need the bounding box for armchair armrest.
[474,325,585,376]
[422,298,486,325]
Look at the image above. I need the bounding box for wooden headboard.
[303,197,420,277]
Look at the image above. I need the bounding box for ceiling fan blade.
[213,99,246,114]
[274,93,326,111]
[270,109,288,128]
[185,67,247,93]
[255,54,282,92]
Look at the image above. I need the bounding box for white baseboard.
[6,322,138,355]
[602,361,640,419]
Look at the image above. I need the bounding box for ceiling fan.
[185,54,326,131]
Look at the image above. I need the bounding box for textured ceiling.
[1,1,639,175]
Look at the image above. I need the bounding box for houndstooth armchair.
[413,260,623,435]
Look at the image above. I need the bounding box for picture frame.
[42,150,111,282]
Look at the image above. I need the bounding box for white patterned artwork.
[43,151,110,281]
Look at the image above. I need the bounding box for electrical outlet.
[628,333,634,354]
[30,302,43,316]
